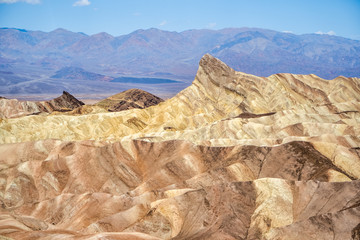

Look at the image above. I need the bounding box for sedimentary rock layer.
[0,139,359,239]
[0,54,359,239]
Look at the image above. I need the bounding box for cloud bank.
[207,22,217,29]
[0,0,40,4]
[159,20,167,26]
[315,30,336,36]
[73,0,90,7]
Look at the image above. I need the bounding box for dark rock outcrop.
[97,88,163,112]
[46,91,85,111]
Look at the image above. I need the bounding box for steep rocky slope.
[0,91,84,118]
[0,54,359,239]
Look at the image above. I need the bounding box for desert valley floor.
[0,54,360,239]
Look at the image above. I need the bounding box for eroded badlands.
[0,54,359,239]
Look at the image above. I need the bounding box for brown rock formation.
[0,54,359,239]
[47,91,85,111]
[0,91,84,118]
[96,88,164,112]
[1,139,359,239]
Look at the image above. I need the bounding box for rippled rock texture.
[0,54,359,239]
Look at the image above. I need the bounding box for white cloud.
[207,22,217,29]
[315,30,336,36]
[73,0,90,7]
[282,30,293,34]
[0,0,40,4]
[159,20,167,26]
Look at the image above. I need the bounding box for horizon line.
[1,26,359,41]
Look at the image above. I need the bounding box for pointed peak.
[199,54,234,75]
[191,53,238,90]
[91,32,114,39]
[54,91,84,106]
[200,54,226,65]
[200,53,218,63]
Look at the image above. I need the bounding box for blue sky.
[0,0,360,39]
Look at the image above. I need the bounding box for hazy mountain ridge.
[52,66,114,81]
[1,27,359,92]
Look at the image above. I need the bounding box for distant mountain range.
[52,67,114,81]
[0,27,359,96]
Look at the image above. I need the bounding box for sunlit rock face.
[0,54,359,239]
